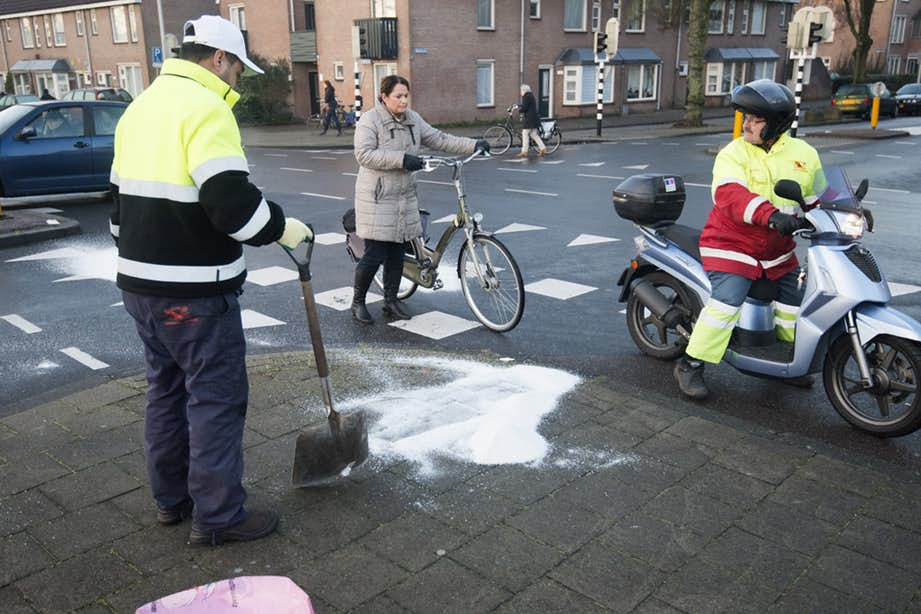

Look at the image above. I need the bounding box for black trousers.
[357,239,404,296]
[323,106,341,130]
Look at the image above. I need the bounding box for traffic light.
[595,31,607,57]
[358,24,369,59]
[808,21,823,46]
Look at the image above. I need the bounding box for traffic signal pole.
[790,55,806,137]
[595,32,605,137]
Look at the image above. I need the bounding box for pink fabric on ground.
[135,576,314,613]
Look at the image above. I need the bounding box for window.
[305,2,316,30]
[94,106,125,136]
[90,9,98,35]
[779,4,787,27]
[626,63,658,101]
[705,62,744,95]
[14,73,32,94]
[887,55,901,74]
[913,18,921,38]
[476,60,494,106]
[592,1,602,30]
[708,0,724,34]
[111,6,129,43]
[44,15,53,47]
[530,0,541,18]
[564,0,586,30]
[34,18,42,47]
[334,62,344,80]
[752,60,775,80]
[229,5,246,30]
[906,57,918,77]
[118,63,143,97]
[96,70,113,87]
[52,14,65,46]
[128,6,138,42]
[20,18,34,48]
[81,72,92,87]
[625,0,646,32]
[4,20,11,43]
[477,0,494,29]
[740,0,749,34]
[76,11,84,37]
[726,0,735,33]
[373,0,396,17]
[28,107,85,139]
[563,65,614,105]
[891,15,907,44]
[750,1,765,34]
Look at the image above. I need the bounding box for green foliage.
[3,72,13,94]
[233,53,295,125]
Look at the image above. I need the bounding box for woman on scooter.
[674,79,822,399]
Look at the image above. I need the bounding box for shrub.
[3,73,13,94]
[233,53,295,125]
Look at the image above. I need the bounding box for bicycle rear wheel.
[373,242,420,301]
[458,234,524,332]
[544,129,562,154]
[483,126,512,155]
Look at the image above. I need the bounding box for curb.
[0,210,81,248]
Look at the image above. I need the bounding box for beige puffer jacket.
[353,103,476,242]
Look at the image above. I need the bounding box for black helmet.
[731,79,795,142]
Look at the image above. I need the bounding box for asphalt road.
[3,118,921,472]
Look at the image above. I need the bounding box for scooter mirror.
[774,179,805,206]
[854,179,869,201]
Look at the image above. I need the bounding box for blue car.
[0,100,127,198]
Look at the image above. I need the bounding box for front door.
[308,71,320,116]
[538,68,551,117]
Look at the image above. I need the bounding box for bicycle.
[482,105,562,156]
[350,150,525,332]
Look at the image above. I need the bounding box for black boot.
[674,357,709,399]
[351,267,375,325]
[382,261,410,320]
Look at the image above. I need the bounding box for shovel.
[283,236,369,487]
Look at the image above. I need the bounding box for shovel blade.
[292,411,369,488]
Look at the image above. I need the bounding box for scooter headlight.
[843,213,865,239]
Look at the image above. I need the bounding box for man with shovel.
[110,15,312,545]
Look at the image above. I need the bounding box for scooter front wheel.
[625,271,696,360]
[824,334,921,437]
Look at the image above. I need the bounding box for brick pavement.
[2,348,920,613]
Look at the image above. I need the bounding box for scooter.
[615,168,921,437]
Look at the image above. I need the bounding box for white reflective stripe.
[117,177,200,203]
[774,318,796,329]
[743,196,769,224]
[110,169,120,185]
[698,311,739,330]
[704,298,741,317]
[773,301,800,316]
[715,177,748,188]
[109,221,119,238]
[761,251,794,269]
[229,198,271,241]
[191,156,250,187]
[700,247,759,266]
[117,255,246,283]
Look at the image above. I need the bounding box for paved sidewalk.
[2,348,920,613]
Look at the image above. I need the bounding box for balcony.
[290,31,317,63]
[355,17,398,60]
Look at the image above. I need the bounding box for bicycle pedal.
[433,279,444,290]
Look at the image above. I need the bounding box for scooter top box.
[613,174,686,225]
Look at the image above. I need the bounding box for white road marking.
[1,314,42,334]
[60,347,109,370]
[862,200,878,205]
[417,179,454,186]
[889,282,921,297]
[567,234,620,247]
[110,302,124,307]
[903,126,921,135]
[241,309,285,329]
[505,188,558,197]
[495,223,547,234]
[281,167,314,173]
[623,164,649,170]
[388,310,480,340]
[628,142,648,145]
[870,186,910,194]
[300,191,347,200]
[247,266,298,287]
[539,160,565,165]
[578,162,606,167]
[433,214,457,223]
[6,247,83,262]
[694,143,710,146]
[876,154,902,159]
[525,278,597,300]
[894,141,915,145]
[264,153,288,157]
[314,232,346,245]
[619,309,626,314]
[830,150,854,155]
[662,142,680,146]
[311,156,338,160]
[498,168,539,173]
[577,173,624,180]
[342,172,359,177]
[315,287,382,311]
[45,219,61,226]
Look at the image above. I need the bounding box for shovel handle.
[282,226,316,282]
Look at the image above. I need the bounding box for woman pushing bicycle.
[351,74,490,325]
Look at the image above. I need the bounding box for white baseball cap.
[182,15,263,75]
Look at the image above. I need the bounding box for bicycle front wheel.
[373,242,420,301]
[483,126,512,155]
[544,129,562,154]
[458,234,524,332]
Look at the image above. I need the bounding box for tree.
[3,72,13,94]
[233,53,295,125]
[679,0,710,127]
[839,0,877,83]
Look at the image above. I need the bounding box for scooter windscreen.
[814,167,861,214]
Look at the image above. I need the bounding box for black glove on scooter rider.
[768,211,804,237]
[402,153,424,171]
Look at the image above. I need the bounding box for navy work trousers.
[122,290,248,531]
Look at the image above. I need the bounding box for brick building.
[0,0,216,99]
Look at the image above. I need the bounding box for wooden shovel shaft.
[299,278,335,417]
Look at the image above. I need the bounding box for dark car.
[0,94,40,110]
[60,87,133,103]
[831,84,898,119]
[0,100,127,198]
[896,83,921,116]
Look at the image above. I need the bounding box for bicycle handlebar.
[419,149,489,173]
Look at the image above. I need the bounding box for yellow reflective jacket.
[110,58,284,297]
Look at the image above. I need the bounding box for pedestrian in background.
[320,79,341,136]
[517,84,545,158]
[40,88,55,100]
[110,15,312,546]
[350,74,490,324]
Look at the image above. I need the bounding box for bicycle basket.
[540,120,556,136]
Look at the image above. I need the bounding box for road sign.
[152,46,163,68]
[871,81,886,98]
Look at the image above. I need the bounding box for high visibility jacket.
[700,133,822,280]
[109,58,284,297]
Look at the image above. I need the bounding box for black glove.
[475,139,491,154]
[402,153,424,171]
[768,211,804,237]
[863,207,875,232]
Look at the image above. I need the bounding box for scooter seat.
[660,224,702,262]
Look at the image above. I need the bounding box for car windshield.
[897,84,921,95]
[835,85,867,97]
[0,105,34,134]
[814,167,861,214]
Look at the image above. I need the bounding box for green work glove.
[278,218,313,249]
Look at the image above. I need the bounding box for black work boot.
[674,357,709,399]
[381,262,410,320]
[156,498,193,526]
[188,507,279,546]
[351,267,375,325]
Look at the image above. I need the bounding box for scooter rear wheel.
[824,334,921,437]
[626,271,697,360]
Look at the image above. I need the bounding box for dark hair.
[323,79,333,88]
[379,75,410,100]
[180,43,240,66]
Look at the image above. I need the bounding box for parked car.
[895,83,921,116]
[0,94,40,110]
[831,83,898,119]
[60,88,133,103]
[0,100,127,197]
